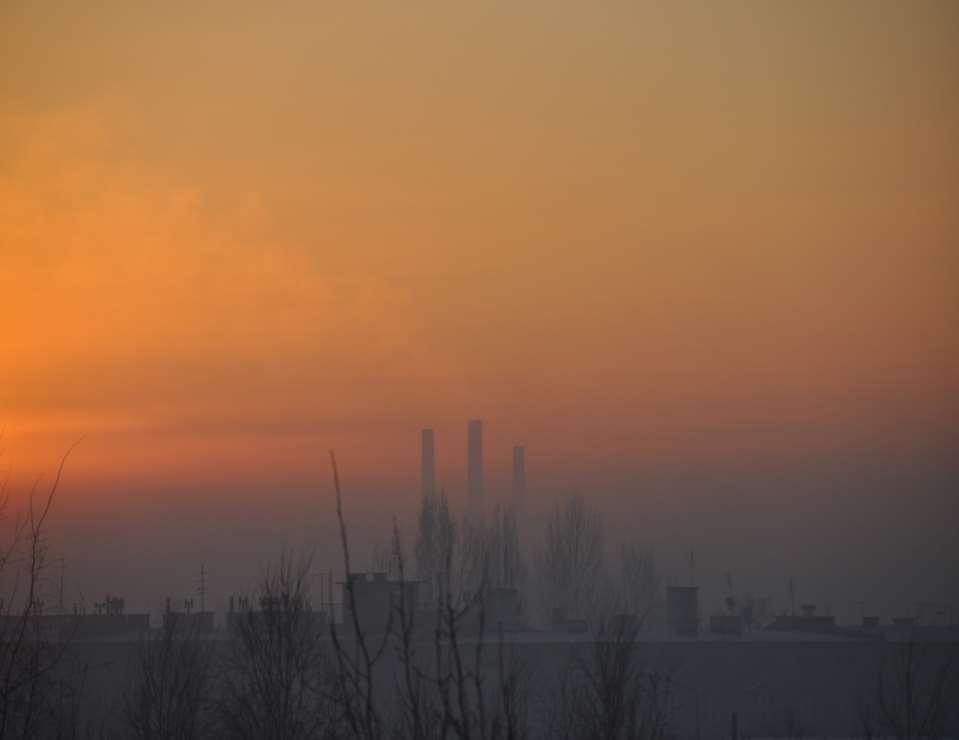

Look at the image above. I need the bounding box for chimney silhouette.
[421,428,435,500]
[467,420,484,520]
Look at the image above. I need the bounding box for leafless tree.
[776,704,805,740]
[216,549,333,740]
[482,507,526,593]
[859,630,954,740]
[0,445,78,739]
[123,614,214,739]
[543,614,671,740]
[390,518,446,740]
[45,661,103,740]
[331,453,529,740]
[616,543,659,620]
[328,452,390,740]
[369,543,393,578]
[415,493,439,584]
[537,495,606,624]
[426,512,528,740]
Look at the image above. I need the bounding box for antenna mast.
[58,557,66,613]
[198,563,207,613]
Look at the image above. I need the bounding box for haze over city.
[0,3,957,737]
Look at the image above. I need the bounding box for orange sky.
[1,1,957,504]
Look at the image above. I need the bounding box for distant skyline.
[0,3,956,615]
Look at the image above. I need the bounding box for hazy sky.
[1,2,957,613]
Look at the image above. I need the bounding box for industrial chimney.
[421,428,435,501]
[467,420,484,520]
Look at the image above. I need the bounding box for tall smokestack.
[512,445,526,518]
[421,428,435,501]
[467,420,484,520]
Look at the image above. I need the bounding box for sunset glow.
[1,2,956,502]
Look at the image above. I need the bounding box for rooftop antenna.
[58,557,66,613]
[788,577,796,616]
[198,563,207,613]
